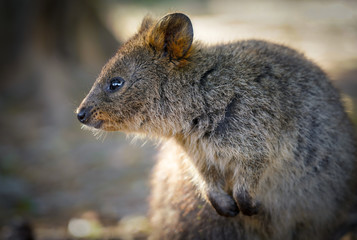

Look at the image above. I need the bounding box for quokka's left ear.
[147,13,194,60]
[139,15,155,33]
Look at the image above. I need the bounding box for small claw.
[234,189,260,216]
[207,191,240,217]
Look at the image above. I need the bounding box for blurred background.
[0,0,356,239]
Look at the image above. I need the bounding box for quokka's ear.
[139,15,155,33]
[148,13,193,60]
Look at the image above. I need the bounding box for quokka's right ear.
[147,13,194,60]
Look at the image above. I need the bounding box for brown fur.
[147,13,193,61]
[77,13,357,239]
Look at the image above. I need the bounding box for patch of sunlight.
[68,212,103,238]
[341,94,354,115]
[117,215,151,240]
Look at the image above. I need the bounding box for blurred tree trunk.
[0,0,119,78]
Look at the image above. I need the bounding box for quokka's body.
[77,13,357,239]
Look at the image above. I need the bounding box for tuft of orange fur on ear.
[147,13,194,61]
[139,15,155,33]
[148,24,166,53]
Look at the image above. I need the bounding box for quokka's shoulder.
[203,39,306,63]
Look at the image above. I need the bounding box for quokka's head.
[77,13,194,134]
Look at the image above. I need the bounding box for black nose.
[77,107,91,123]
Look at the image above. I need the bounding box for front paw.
[207,191,240,217]
[234,189,260,216]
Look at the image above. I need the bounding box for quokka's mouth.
[77,107,105,129]
[92,120,104,129]
[80,118,104,129]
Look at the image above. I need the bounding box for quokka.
[77,13,357,240]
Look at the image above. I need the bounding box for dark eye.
[108,77,125,92]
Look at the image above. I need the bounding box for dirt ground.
[1,0,357,239]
